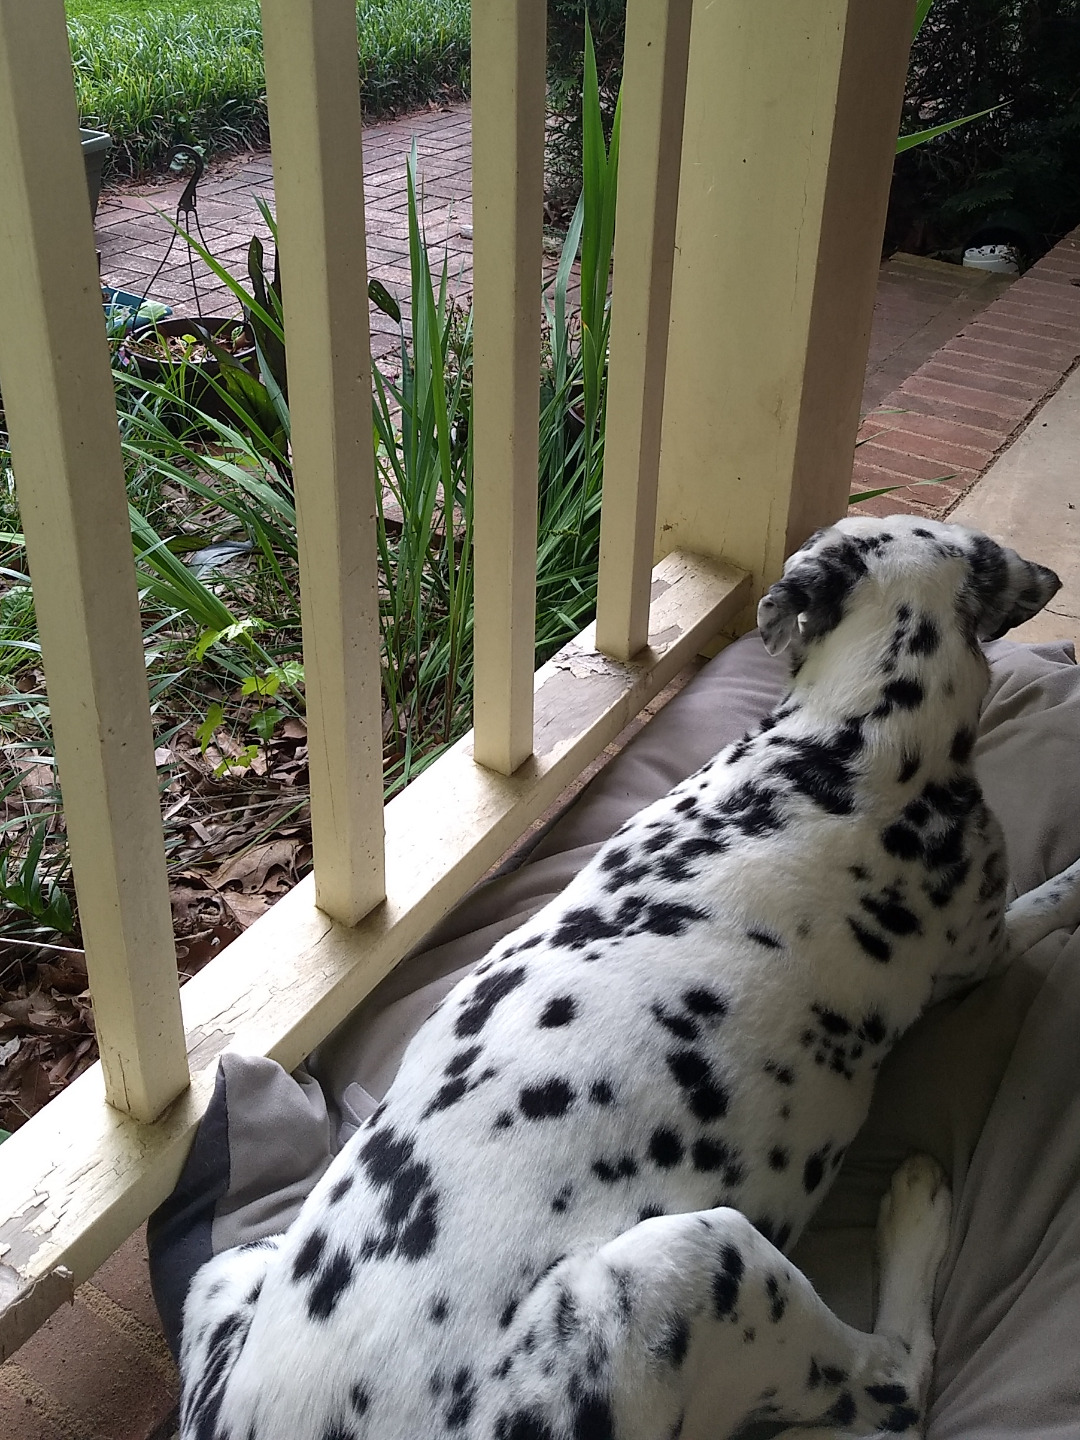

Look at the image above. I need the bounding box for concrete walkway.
[953,365,1080,651]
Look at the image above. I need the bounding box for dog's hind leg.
[539,1157,950,1439]
[1002,854,1080,960]
[178,1236,282,1440]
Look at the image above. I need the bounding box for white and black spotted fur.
[179,516,1080,1440]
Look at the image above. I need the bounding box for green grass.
[65,0,470,178]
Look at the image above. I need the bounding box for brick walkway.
[95,102,474,369]
[6,99,1080,1440]
[853,227,1080,518]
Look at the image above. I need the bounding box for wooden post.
[595,0,693,662]
[656,0,915,610]
[0,0,187,1121]
[260,0,386,924]
[470,0,547,774]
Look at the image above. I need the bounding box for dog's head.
[757,516,1060,659]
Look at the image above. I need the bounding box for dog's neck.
[779,587,989,772]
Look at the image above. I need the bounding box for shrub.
[888,0,1080,255]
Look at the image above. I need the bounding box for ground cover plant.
[67,0,471,178]
[0,35,617,1131]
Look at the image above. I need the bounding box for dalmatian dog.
[179,515,1080,1440]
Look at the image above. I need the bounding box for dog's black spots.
[552,1183,574,1214]
[349,1384,370,1417]
[925,823,966,873]
[712,1243,745,1319]
[495,1406,557,1440]
[600,845,630,873]
[643,826,677,855]
[245,1276,264,1307]
[764,1060,795,1085]
[726,736,754,765]
[555,1286,580,1341]
[683,986,727,1019]
[678,833,727,862]
[951,725,976,763]
[445,1367,477,1429]
[493,1110,515,1132]
[428,1294,451,1325]
[881,1406,921,1432]
[292,1228,327,1281]
[926,858,972,908]
[746,927,782,949]
[538,995,577,1029]
[492,1355,515,1381]
[423,1076,469,1117]
[328,1173,353,1205]
[849,863,870,881]
[861,1009,887,1045]
[456,965,528,1038]
[666,1048,729,1120]
[589,1078,616,1107]
[765,1274,787,1323]
[307,1247,354,1321]
[593,1155,638,1183]
[551,906,624,951]
[898,751,921,784]
[321,1424,357,1440]
[674,794,698,814]
[908,616,940,656]
[691,1137,731,1173]
[867,1383,911,1406]
[767,718,864,815]
[603,861,650,893]
[876,677,925,715]
[847,917,893,962]
[651,1002,700,1042]
[572,1393,616,1440]
[903,799,930,827]
[860,894,921,936]
[639,900,709,937]
[825,1392,858,1426]
[803,1148,829,1194]
[716,780,783,839]
[811,1004,851,1036]
[520,1079,576,1120]
[882,821,923,860]
[444,1045,482,1078]
[638,1203,665,1222]
[768,1146,790,1171]
[657,1315,690,1368]
[649,1127,685,1168]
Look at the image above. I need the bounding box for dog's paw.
[878,1154,951,1267]
[875,1155,951,1357]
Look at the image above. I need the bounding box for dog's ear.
[757,539,869,656]
[963,534,1060,641]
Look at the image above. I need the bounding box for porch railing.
[0,0,913,1356]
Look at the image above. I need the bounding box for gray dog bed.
[149,635,1080,1437]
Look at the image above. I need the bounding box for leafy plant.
[0,820,74,937]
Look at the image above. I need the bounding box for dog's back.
[179,516,1061,1440]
